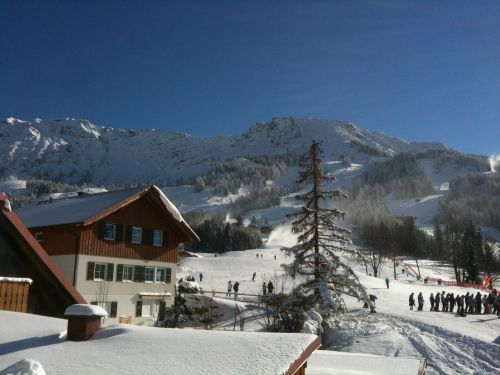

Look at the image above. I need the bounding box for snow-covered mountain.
[0,116,448,186]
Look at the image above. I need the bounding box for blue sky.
[1,1,499,155]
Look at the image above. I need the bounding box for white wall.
[75,254,176,326]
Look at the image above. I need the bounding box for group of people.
[226,280,240,298]
[409,289,500,316]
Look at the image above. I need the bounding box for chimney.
[64,304,108,341]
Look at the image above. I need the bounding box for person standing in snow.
[417,292,424,311]
[227,280,233,297]
[267,280,274,294]
[449,293,455,313]
[252,272,256,282]
[429,293,435,311]
[385,277,390,289]
[199,273,203,283]
[475,292,482,314]
[434,292,440,311]
[409,293,415,310]
[233,281,240,299]
[457,295,465,316]
[262,281,267,296]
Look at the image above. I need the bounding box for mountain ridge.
[1,116,450,186]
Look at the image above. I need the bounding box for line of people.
[409,289,500,317]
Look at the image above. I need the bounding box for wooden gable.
[0,194,85,318]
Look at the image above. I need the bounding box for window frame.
[94,263,107,281]
[35,232,44,242]
[122,265,134,281]
[131,226,142,244]
[145,266,155,283]
[153,230,163,247]
[103,222,116,241]
[155,267,166,283]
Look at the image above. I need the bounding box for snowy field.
[178,226,500,375]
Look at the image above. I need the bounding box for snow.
[15,185,191,228]
[308,350,423,375]
[0,311,318,375]
[0,117,447,186]
[0,277,33,284]
[15,186,147,227]
[176,219,500,374]
[64,304,108,317]
[0,359,46,375]
[154,185,183,222]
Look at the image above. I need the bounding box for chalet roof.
[0,193,86,315]
[15,185,199,242]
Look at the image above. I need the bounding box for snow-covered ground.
[177,223,500,375]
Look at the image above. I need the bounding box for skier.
[251,272,256,282]
[199,273,203,282]
[267,280,274,294]
[429,293,435,311]
[262,281,267,296]
[226,280,232,297]
[385,277,390,289]
[409,293,415,310]
[417,292,424,311]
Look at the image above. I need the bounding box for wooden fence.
[0,279,31,313]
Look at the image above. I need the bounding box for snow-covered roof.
[16,186,146,227]
[15,185,190,230]
[0,311,320,375]
[64,304,108,317]
[0,277,33,284]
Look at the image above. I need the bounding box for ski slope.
[178,225,500,375]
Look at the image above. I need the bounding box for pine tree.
[282,141,372,318]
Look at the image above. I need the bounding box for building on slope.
[0,193,85,317]
[15,185,199,325]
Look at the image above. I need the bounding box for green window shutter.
[166,268,172,284]
[87,262,95,280]
[106,263,114,281]
[162,231,168,246]
[126,226,132,243]
[143,229,153,246]
[134,266,145,282]
[115,224,123,242]
[116,264,123,281]
[97,222,105,239]
[110,301,118,318]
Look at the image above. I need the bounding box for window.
[131,227,142,244]
[94,263,106,280]
[153,230,163,247]
[35,232,44,242]
[104,222,116,240]
[156,267,166,283]
[145,267,155,283]
[122,265,134,281]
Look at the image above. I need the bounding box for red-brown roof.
[0,193,85,307]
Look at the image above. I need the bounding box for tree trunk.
[414,258,421,279]
[393,257,397,280]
